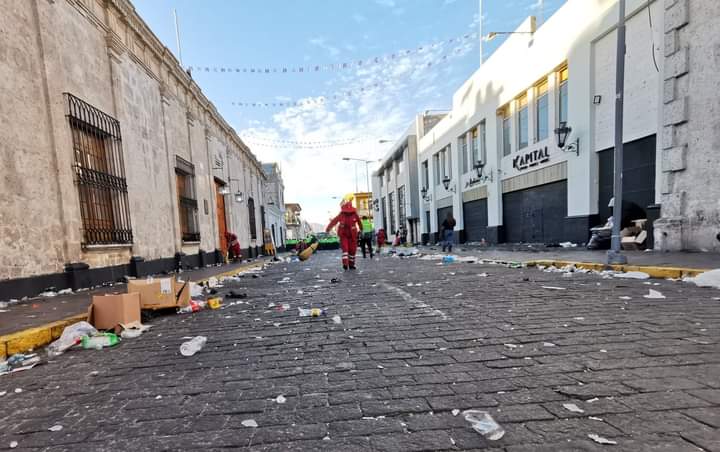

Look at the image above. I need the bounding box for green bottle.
[81,333,120,350]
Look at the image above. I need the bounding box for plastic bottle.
[81,333,120,350]
[298,307,326,317]
[180,336,207,356]
[463,410,505,440]
[442,255,456,264]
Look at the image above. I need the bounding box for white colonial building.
[262,163,287,251]
[416,0,665,247]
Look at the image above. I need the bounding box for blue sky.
[134,0,565,224]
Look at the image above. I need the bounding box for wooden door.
[215,181,228,254]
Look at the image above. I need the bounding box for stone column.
[653,0,690,251]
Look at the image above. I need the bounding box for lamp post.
[608,0,628,265]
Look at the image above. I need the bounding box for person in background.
[440,213,456,253]
[326,196,363,270]
[399,226,408,245]
[225,232,242,262]
[376,228,386,255]
[360,216,374,259]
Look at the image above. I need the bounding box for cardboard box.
[621,236,639,251]
[634,230,647,245]
[128,278,190,309]
[89,293,141,331]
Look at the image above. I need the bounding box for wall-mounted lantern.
[554,121,579,156]
[442,176,456,193]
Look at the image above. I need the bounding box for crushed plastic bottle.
[442,255,456,264]
[180,336,207,357]
[81,333,120,350]
[463,410,505,440]
[298,307,327,317]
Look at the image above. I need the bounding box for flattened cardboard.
[89,292,141,330]
[175,280,191,308]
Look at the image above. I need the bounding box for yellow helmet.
[341,193,354,206]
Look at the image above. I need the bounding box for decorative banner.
[240,134,373,149]
[187,32,477,75]
[227,43,475,109]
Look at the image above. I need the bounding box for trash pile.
[0,353,41,376]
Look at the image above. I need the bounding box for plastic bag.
[47,321,97,357]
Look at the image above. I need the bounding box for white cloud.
[309,37,340,57]
[352,13,367,23]
[242,37,474,224]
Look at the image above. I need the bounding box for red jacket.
[326,203,362,235]
[226,232,241,256]
[377,229,386,244]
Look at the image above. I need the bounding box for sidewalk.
[418,244,719,276]
[0,258,271,357]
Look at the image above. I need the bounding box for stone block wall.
[655,0,720,251]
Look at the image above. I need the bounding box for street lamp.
[442,176,456,193]
[484,31,534,42]
[473,160,494,183]
[554,121,579,156]
[342,156,381,193]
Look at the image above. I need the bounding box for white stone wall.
[0,0,267,280]
[654,0,720,251]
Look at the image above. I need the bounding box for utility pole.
[173,9,183,65]
[608,0,627,265]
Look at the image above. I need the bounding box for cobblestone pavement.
[1,251,719,451]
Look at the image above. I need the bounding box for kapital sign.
[512,146,549,171]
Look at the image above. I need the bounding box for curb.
[524,259,709,279]
[0,260,267,360]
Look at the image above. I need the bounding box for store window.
[517,94,529,149]
[421,160,429,188]
[433,153,441,185]
[558,67,569,124]
[501,106,512,156]
[536,80,549,141]
[459,134,468,174]
[175,156,200,242]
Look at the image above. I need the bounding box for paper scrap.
[562,403,584,413]
[588,434,617,445]
[48,425,63,432]
[644,289,666,299]
[542,286,567,290]
[241,419,258,428]
[275,395,286,404]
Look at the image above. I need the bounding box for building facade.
[262,163,286,251]
[0,0,267,299]
[352,192,373,220]
[284,203,311,241]
[653,0,720,251]
[372,115,440,244]
[416,0,665,247]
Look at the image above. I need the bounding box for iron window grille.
[175,156,201,242]
[65,93,133,246]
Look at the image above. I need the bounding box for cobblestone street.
[1,251,719,451]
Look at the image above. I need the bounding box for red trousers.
[340,230,358,267]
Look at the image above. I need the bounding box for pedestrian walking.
[399,226,408,245]
[376,228,386,255]
[440,213,456,253]
[360,216,374,259]
[326,196,363,270]
[225,232,242,262]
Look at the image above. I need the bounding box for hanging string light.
[187,32,477,76]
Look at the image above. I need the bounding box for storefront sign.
[512,146,549,171]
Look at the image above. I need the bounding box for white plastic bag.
[47,321,97,357]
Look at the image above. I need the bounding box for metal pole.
[354,162,359,194]
[173,9,183,65]
[365,161,371,193]
[478,0,483,66]
[608,0,627,264]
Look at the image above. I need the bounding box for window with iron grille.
[248,197,257,240]
[65,93,133,246]
[398,185,406,229]
[175,156,200,242]
[388,192,396,233]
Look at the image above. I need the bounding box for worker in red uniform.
[376,228,387,255]
[326,198,363,270]
[225,232,242,262]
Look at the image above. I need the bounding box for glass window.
[558,67,569,124]
[433,153,440,185]
[501,107,511,156]
[379,171,383,187]
[459,135,468,174]
[447,145,452,178]
[421,160,429,188]
[536,80,549,141]
[479,121,487,163]
[470,128,479,164]
[517,95,529,149]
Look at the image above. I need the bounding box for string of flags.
[188,32,477,75]
[240,134,373,149]
[227,41,475,109]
